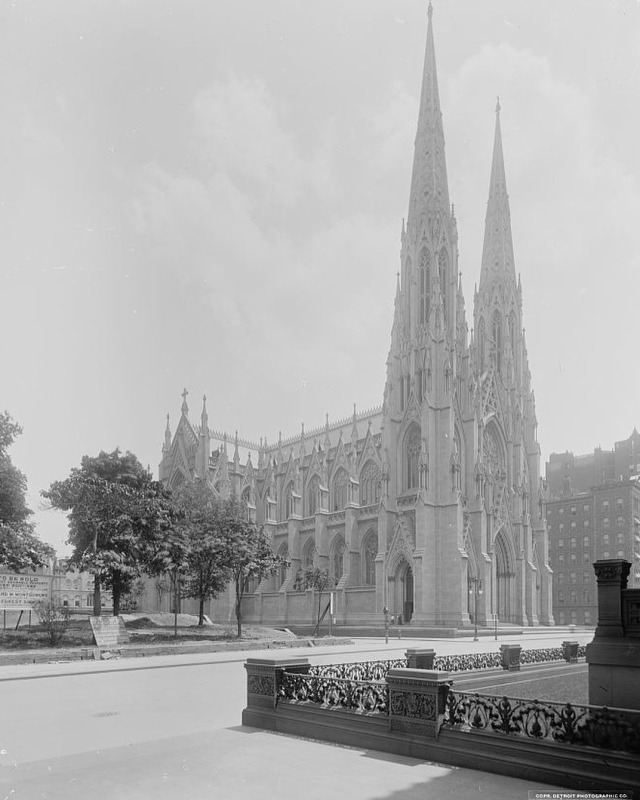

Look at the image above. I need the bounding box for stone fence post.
[592,559,630,639]
[499,644,521,671]
[562,641,579,663]
[244,657,310,712]
[404,648,436,669]
[386,668,451,739]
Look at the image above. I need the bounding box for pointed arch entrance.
[495,531,515,623]
[390,559,414,623]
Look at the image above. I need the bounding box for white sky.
[2,0,639,556]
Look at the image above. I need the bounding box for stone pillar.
[499,644,521,671]
[593,559,630,639]
[386,668,450,739]
[242,657,310,727]
[404,648,436,669]
[586,559,640,709]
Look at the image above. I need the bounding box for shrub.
[34,601,71,646]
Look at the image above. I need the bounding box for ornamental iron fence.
[279,670,388,714]
[445,689,640,755]
[308,658,407,681]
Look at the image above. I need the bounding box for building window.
[570,537,576,548]
[617,498,624,510]
[617,516,625,527]
[302,539,316,570]
[558,572,565,583]
[617,532,625,544]
[307,475,320,516]
[559,523,565,533]
[582,553,591,564]
[362,532,378,586]
[583,504,590,512]
[603,517,610,529]
[584,610,591,625]
[603,533,610,545]
[603,500,609,510]
[583,590,590,603]
[570,572,577,584]
[404,426,421,490]
[570,553,577,565]
[603,551,610,559]
[570,521,577,530]
[284,482,294,518]
[617,550,625,557]
[558,612,565,625]
[570,506,576,515]
[570,590,577,604]
[583,571,590,582]
[331,536,345,583]
[583,519,590,528]
[333,469,349,511]
[571,611,577,625]
[86,596,92,607]
[558,590,565,603]
[557,554,564,565]
[582,535,589,547]
[360,461,380,506]
[277,543,289,588]
[559,508,564,516]
[558,538,564,548]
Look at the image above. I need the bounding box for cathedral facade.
[159,6,554,630]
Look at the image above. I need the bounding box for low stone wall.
[242,656,639,793]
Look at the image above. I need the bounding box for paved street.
[0,631,592,799]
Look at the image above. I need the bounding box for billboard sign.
[0,573,52,609]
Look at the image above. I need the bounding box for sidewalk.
[0,637,580,800]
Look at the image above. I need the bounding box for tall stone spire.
[407,1,450,229]
[479,99,517,291]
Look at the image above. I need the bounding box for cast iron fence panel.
[308,646,587,681]
[445,690,640,754]
[279,671,388,714]
[308,659,407,681]
[434,652,503,672]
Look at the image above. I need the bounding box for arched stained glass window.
[333,468,349,511]
[277,543,288,588]
[405,425,421,490]
[478,317,486,368]
[362,531,378,586]
[307,474,320,516]
[331,535,345,582]
[360,460,380,506]
[302,539,316,570]
[284,482,294,518]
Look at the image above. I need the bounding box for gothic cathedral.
[159,5,554,630]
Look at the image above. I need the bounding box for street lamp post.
[469,578,483,642]
[383,605,389,644]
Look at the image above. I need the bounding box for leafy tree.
[43,449,173,616]
[296,567,334,636]
[215,496,287,638]
[0,412,54,571]
[144,524,191,637]
[171,480,232,625]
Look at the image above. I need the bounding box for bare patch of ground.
[0,613,295,649]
